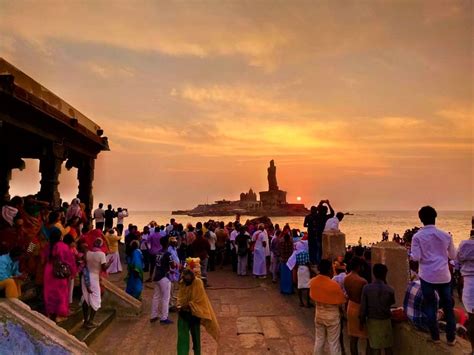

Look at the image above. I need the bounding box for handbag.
[53,257,72,279]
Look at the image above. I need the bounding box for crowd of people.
[1,195,473,354]
[0,196,126,329]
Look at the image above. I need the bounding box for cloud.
[83,61,135,79]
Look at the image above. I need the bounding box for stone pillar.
[38,145,64,208]
[322,230,346,261]
[77,157,94,221]
[371,241,409,307]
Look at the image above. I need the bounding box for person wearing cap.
[105,228,122,274]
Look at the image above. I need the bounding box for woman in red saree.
[43,227,77,321]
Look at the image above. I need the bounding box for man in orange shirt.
[310,259,347,354]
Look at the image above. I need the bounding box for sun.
[296,196,302,201]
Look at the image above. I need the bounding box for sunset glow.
[2,1,472,211]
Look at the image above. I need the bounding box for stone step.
[70,309,116,345]
[57,304,84,332]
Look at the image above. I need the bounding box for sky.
[1,0,473,211]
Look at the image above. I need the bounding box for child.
[359,263,395,355]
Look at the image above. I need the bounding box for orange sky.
[2,1,473,211]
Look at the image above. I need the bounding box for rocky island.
[172,160,309,217]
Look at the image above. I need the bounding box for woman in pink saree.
[43,227,77,321]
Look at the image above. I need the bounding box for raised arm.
[326,200,335,218]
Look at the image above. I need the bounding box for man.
[104,204,116,230]
[304,206,318,264]
[344,256,369,355]
[252,224,268,278]
[215,222,229,268]
[82,238,109,329]
[324,212,345,232]
[0,247,25,298]
[403,279,438,332]
[168,236,181,312]
[235,226,251,276]
[309,259,346,354]
[116,208,128,237]
[456,229,474,352]
[93,203,105,231]
[314,200,335,264]
[150,237,174,324]
[229,223,240,273]
[191,230,211,286]
[147,227,163,282]
[177,269,219,355]
[360,264,395,355]
[140,226,152,273]
[411,206,456,345]
[166,218,175,236]
[205,225,217,272]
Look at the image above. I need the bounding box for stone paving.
[91,267,315,354]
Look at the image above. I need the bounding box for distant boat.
[344,212,354,216]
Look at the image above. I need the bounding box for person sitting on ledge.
[0,247,26,298]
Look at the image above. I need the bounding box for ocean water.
[123,210,472,247]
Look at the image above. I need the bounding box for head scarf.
[66,198,82,222]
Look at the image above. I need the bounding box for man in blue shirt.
[0,247,25,298]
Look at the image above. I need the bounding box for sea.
[125,210,472,247]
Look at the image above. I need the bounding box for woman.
[278,229,294,295]
[126,240,144,300]
[105,229,122,274]
[66,198,82,224]
[456,230,474,353]
[43,227,77,321]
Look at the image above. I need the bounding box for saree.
[125,249,144,299]
[43,241,77,317]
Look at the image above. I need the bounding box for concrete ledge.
[101,278,142,317]
[393,321,471,355]
[0,299,93,354]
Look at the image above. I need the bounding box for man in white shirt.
[206,225,218,271]
[93,203,105,231]
[116,208,128,236]
[324,212,345,232]
[230,224,240,273]
[411,206,456,345]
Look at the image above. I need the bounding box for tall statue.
[267,160,279,191]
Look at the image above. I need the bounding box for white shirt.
[86,251,106,276]
[117,210,128,224]
[324,216,340,231]
[252,230,268,252]
[93,208,105,223]
[166,224,174,235]
[411,225,456,284]
[230,230,239,250]
[207,231,217,250]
